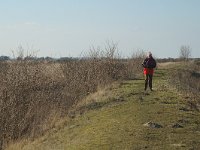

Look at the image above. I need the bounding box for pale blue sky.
[0,0,199,58]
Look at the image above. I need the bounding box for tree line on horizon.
[0,44,198,62]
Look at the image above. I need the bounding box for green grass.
[7,63,200,150]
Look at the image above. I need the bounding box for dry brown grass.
[0,46,143,149]
[169,60,200,110]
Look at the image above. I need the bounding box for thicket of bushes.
[0,47,143,149]
[169,60,200,109]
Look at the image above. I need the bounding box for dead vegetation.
[0,45,144,149]
[169,60,200,111]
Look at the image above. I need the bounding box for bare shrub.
[126,50,146,79]
[0,61,67,146]
[169,62,200,110]
[179,45,191,61]
[0,44,137,149]
[0,48,68,148]
[104,41,120,59]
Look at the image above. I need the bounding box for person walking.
[142,52,157,91]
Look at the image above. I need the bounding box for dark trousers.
[145,74,153,90]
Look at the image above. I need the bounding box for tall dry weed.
[0,45,139,149]
[169,61,200,110]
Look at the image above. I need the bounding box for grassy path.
[7,65,200,150]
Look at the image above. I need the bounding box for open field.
[5,62,200,150]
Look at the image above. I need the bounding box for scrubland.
[0,47,142,149]
[169,60,200,110]
[1,48,200,149]
[5,61,200,150]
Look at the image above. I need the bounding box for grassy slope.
[7,63,200,150]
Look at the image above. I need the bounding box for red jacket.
[144,68,154,75]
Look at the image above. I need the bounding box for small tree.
[179,45,191,61]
